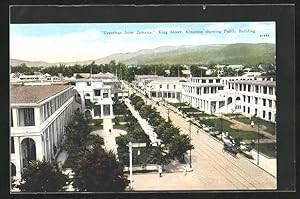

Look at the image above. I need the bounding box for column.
[216,101,219,113]
[34,136,44,161]
[12,108,18,127]
[14,136,21,179]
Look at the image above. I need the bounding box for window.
[167,84,169,89]
[269,87,273,95]
[263,99,266,106]
[216,79,220,83]
[94,105,101,117]
[248,85,251,92]
[263,110,266,118]
[248,107,250,114]
[243,95,246,102]
[269,100,272,108]
[18,108,35,126]
[255,97,258,104]
[159,84,162,88]
[11,137,15,153]
[263,86,267,94]
[248,96,250,103]
[103,93,109,98]
[243,84,246,91]
[87,82,91,86]
[202,79,206,83]
[255,85,258,93]
[209,79,213,83]
[94,90,101,96]
[174,85,176,89]
[268,112,272,120]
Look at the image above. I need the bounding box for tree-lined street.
[128,82,276,190]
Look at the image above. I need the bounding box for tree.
[17,160,68,192]
[63,110,93,155]
[168,134,194,163]
[147,144,170,165]
[72,147,128,192]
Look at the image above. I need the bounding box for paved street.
[128,84,276,190]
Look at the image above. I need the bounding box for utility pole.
[127,142,146,191]
[220,113,223,140]
[128,142,133,190]
[189,119,192,168]
[257,124,260,165]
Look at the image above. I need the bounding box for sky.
[10,22,276,63]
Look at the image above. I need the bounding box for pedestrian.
[158,165,162,177]
[183,165,187,176]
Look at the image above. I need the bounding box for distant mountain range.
[10,43,275,67]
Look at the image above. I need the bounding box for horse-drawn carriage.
[223,142,239,156]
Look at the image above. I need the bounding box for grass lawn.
[113,124,127,130]
[224,113,244,117]
[234,117,275,135]
[253,143,277,158]
[91,118,103,123]
[179,106,199,112]
[189,112,216,118]
[199,118,266,140]
[113,115,126,123]
[91,125,103,131]
[170,102,188,107]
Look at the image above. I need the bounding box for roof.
[11,84,73,104]
[233,80,276,87]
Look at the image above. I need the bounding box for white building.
[145,77,189,103]
[10,84,78,179]
[181,76,276,122]
[11,73,67,85]
[74,79,114,119]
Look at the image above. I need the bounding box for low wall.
[124,164,159,172]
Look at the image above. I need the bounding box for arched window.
[21,138,36,167]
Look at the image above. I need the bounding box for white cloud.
[10,29,105,62]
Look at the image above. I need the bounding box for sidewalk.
[91,118,127,154]
[124,98,161,145]
[248,150,277,177]
[131,171,202,191]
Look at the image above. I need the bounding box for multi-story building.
[144,77,189,103]
[10,84,78,179]
[181,76,276,122]
[74,79,114,119]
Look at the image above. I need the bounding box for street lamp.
[189,119,192,168]
[220,113,223,141]
[127,142,146,191]
[250,120,260,165]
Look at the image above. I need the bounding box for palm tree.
[147,144,170,165]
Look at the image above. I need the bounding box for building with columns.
[145,78,189,103]
[181,76,276,122]
[74,79,114,119]
[10,84,78,179]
